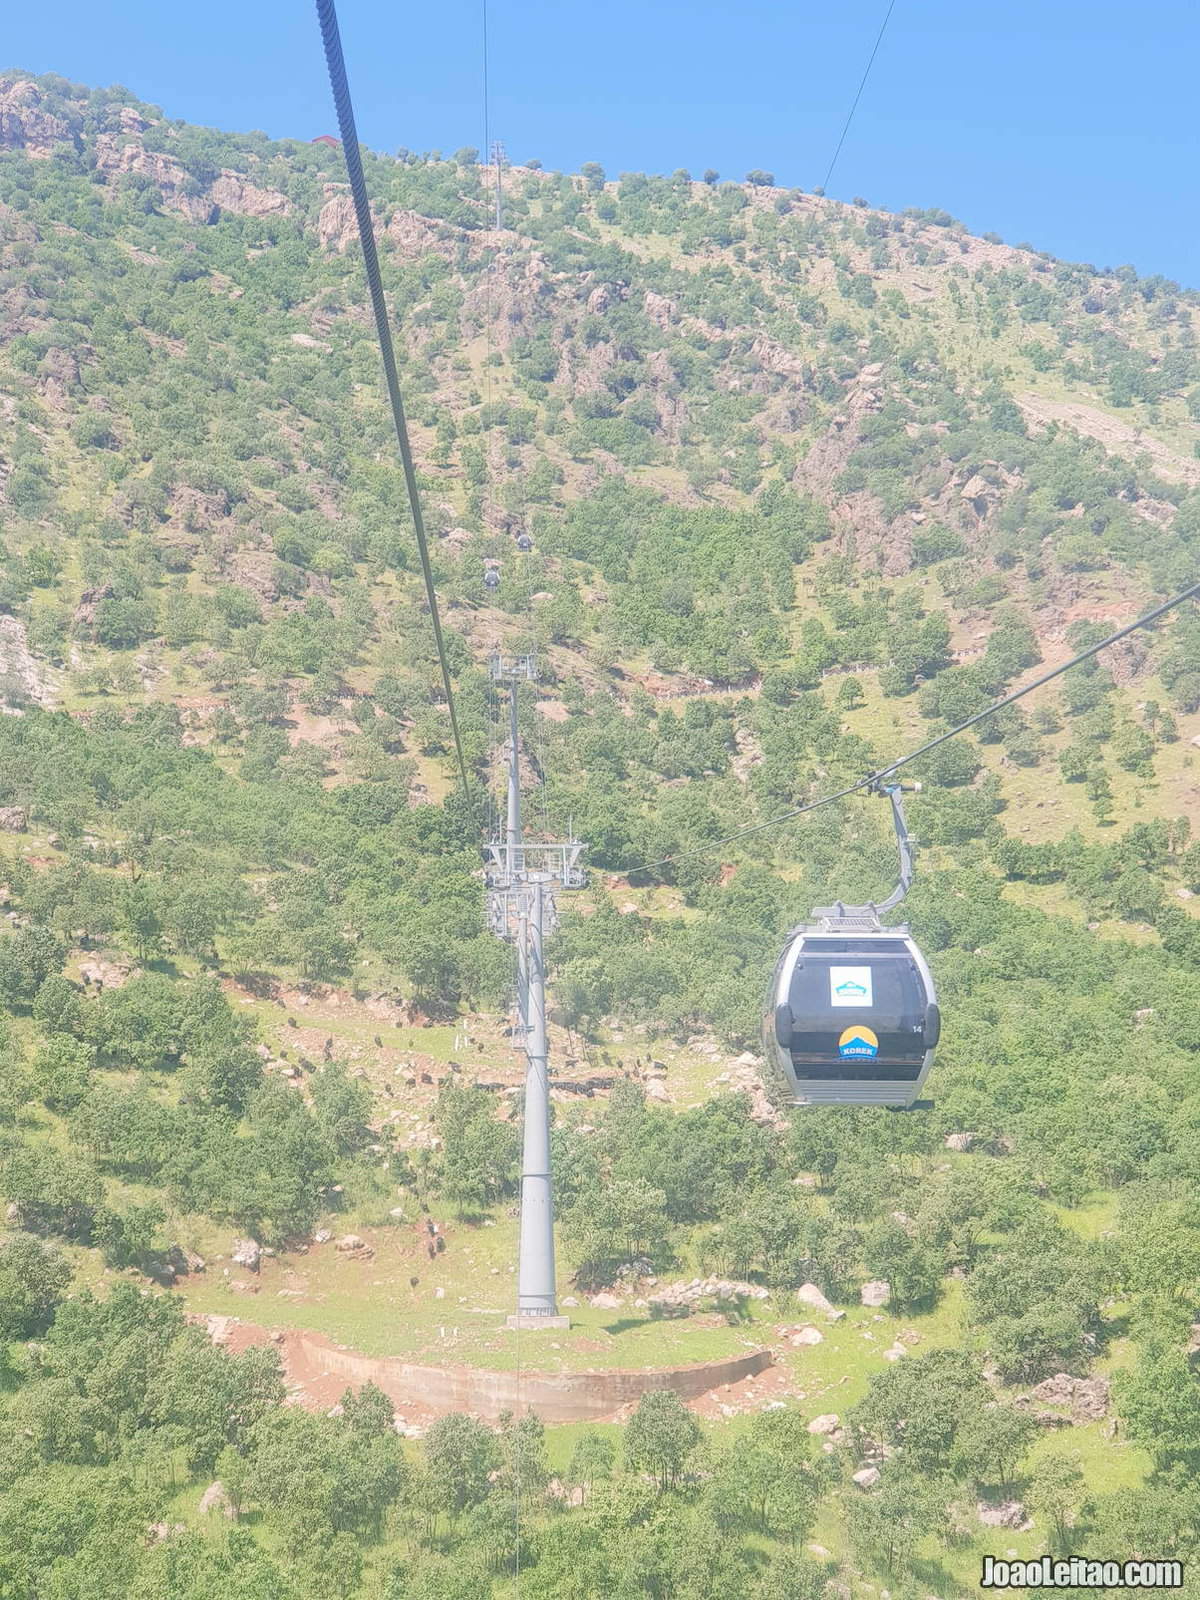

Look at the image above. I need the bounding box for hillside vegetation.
[2,68,1200,1599]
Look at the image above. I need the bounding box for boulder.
[852,1466,881,1489]
[861,1280,892,1308]
[148,1521,187,1542]
[808,1413,840,1435]
[883,1344,906,1362]
[796,1283,835,1315]
[589,1292,622,1310]
[199,1482,236,1519]
[335,1234,366,1252]
[1023,1373,1110,1422]
[977,1500,1031,1530]
[0,806,27,832]
[790,1325,824,1347]
[313,1230,332,1245]
[231,1239,261,1272]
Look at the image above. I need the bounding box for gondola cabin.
[764,916,938,1107]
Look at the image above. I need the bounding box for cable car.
[483,566,500,592]
[763,783,939,1108]
[515,533,533,552]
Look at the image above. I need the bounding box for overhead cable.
[315,0,473,798]
[622,577,1200,878]
[820,0,899,195]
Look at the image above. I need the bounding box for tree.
[844,1469,949,1573]
[1115,1335,1200,1468]
[311,1061,372,1156]
[568,1430,616,1497]
[32,974,83,1035]
[0,926,66,1006]
[496,1407,548,1500]
[850,1350,990,1473]
[0,1144,102,1240]
[951,1403,1037,1488]
[94,1201,165,1272]
[433,1077,519,1216]
[1088,766,1115,824]
[708,1408,818,1537]
[835,675,864,711]
[563,1176,669,1285]
[1027,1451,1086,1552]
[752,1550,831,1600]
[0,1233,71,1338]
[860,1220,941,1311]
[624,1390,702,1491]
[422,1413,499,1519]
[31,1034,95,1111]
[746,170,775,187]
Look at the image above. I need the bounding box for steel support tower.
[485,654,585,1329]
[490,140,507,231]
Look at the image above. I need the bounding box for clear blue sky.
[7,0,1198,285]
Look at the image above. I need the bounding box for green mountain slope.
[2,68,1200,1600]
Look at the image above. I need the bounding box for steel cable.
[620,578,1200,878]
[316,0,473,799]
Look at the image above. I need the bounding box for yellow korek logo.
[838,1025,879,1060]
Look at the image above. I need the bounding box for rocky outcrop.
[92,135,216,222]
[37,344,83,406]
[91,135,289,224]
[1018,1373,1110,1424]
[647,1277,770,1316]
[0,80,73,157]
[231,1238,262,1272]
[0,616,59,708]
[978,1499,1032,1530]
[796,1282,837,1316]
[208,172,291,219]
[199,1482,236,1519]
[643,290,679,330]
[317,192,359,251]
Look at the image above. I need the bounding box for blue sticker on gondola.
[830,965,873,1007]
[839,1026,879,1059]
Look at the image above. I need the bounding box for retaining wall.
[296,1331,772,1422]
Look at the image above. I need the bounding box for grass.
[175,1211,764,1372]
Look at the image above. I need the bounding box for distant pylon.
[490,139,507,230]
[484,653,585,1329]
